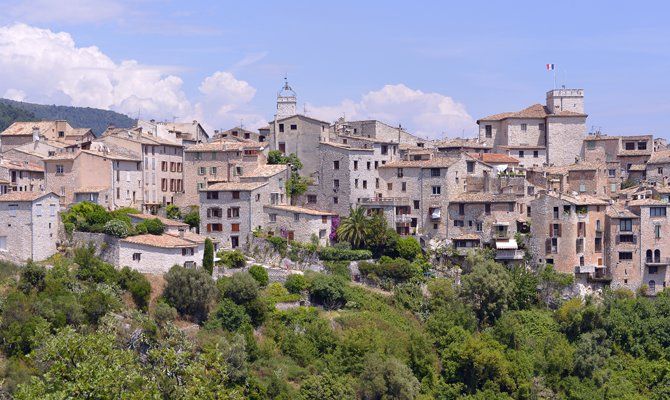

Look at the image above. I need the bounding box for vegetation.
[337,206,369,249]
[183,206,200,231]
[61,202,165,237]
[203,238,214,275]
[217,250,247,269]
[248,265,269,287]
[165,204,182,220]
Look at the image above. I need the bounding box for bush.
[74,244,118,285]
[166,204,181,220]
[219,250,247,269]
[18,262,46,293]
[118,267,151,310]
[264,282,301,303]
[153,301,178,325]
[140,218,165,235]
[104,219,131,238]
[308,274,347,310]
[266,236,287,257]
[396,237,422,261]
[359,257,421,283]
[219,272,259,304]
[183,207,200,231]
[206,298,250,332]
[81,289,119,325]
[324,261,351,280]
[133,223,148,235]
[285,274,308,294]
[317,247,372,261]
[248,265,269,287]
[163,265,218,323]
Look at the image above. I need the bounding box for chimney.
[32,126,40,142]
[178,227,185,238]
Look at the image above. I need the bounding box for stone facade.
[631,200,670,295]
[263,205,334,246]
[605,207,642,291]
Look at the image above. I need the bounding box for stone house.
[268,114,331,179]
[628,199,670,295]
[604,205,642,291]
[98,128,185,212]
[179,139,267,207]
[645,150,670,185]
[129,213,190,234]
[0,191,60,262]
[117,230,209,273]
[530,191,609,281]
[435,138,491,156]
[331,118,429,148]
[158,120,209,147]
[0,159,45,193]
[2,140,66,167]
[263,204,335,246]
[213,127,267,143]
[477,88,587,167]
[0,121,94,152]
[44,147,143,209]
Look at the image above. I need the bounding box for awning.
[431,208,441,219]
[495,239,518,250]
[493,221,510,226]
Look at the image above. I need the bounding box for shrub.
[153,301,178,325]
[81,289,119,325]
[63,222,75,235]
[18,262,46,293]
[183,207,200,231]
[118,267,151,310]
[358,257,421,283]
[219,272,259,304]
[266,236,287,257]
[140,218,165,235]
[166,204,181,220]
[203,238,214,275]
[285,274,308,294]
[317,247,372,261]
[74,244,119,285]
[104,219,131,238]
[163,265,218,323]
[324,261,351,280]
[396,237,422,261]
[308,274,347,310]
[264,282,301,303]
[248,265,269,287]
[219,250,247,269]
[205,298,250,332]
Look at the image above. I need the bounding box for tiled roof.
[243,164,288,178]
[478,104,587,122]
[44,149,141,162]
[202,182,267,191]
[185,140,265,152]
[380,157,460,169]
[618,150,652,157]
[452,234,482,241]
[130,213,189,227]
[1,121,57,136]
[0,191,57,202]
[628,164,647,171]
[452,193,518,203]
[606,205,639,218]
[74,186,109,193]
[500,145,546,150]
[628,198,669,207]
[0,159,44,172]
[264,204,336,216]
[121,233,198,248]
[647,150,670,164]
[655,185,670,194]
[468,153,520,164]
[320,142,374,152]
[544,191,609,206]
[436,138,491,149]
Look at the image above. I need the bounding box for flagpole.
[553,66,556,90]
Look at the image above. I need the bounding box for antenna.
[303,103,307,115]
[240,118,244,129]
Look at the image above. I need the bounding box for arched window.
[646,249,653,263]
[655,249,661,263]
[649,280,656,293]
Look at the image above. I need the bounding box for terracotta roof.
[274,114,330,125]
[185,140,265,152]
[243,164,288,178]
[320,142,373,152]
[436,138,491,149]
[121,233,198,248]
[264,204,336,216]
[478,104,587,122]
[647,150,670,164]
[1,121,58,136]
[628,198,669,207]
[0,191,57,202]
[44,149,141,162]
[606,205,639,218]
[468,153,520,164]
[544,191,609,206]
[452,193,518,203]
[628,164,647,171]
[74,186,109,193]
[130,213,189,227]
[452,234,482,241]
[500,145,546,150]
[0,159,44,172]
[202,182,267,191]
[380,157,460,169]
[655,185,670,194]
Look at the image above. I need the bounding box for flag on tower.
[546,63,555,71]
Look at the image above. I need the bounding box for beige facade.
[0,192,60,262]
[629,200,670,295]
[118,231,206,274]
[264,205,334,246]
[0,120,94,152]
[0,159,45,193]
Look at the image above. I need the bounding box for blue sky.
[0,0,668,139]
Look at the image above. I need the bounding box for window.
[553,207,559,219]
[231,223,240,232]
[279,142,286,153]
[485,125,492,138]
[485,204,491,215]
[132,253,141,261]
[655,225,661,239]
[579,183,586,192]
[49,204,56,217]
[518,150,525,158]
[388,183,393,191]
[539,123,545,132]
[269,213,277,222]
[8,204,18,217]
[432,186,441,195]
[466,161,475,173]
[290,124,297,130]
[333,179,339,188]
[619,252,633,261]
[608,169,616,177]
[521,123,527,131]
[36,204,42,217]
[650,207,666,217]
[586,141,595,150]
[198,167,206,175]
[231,236,239,248]
[659,167,664,174]
[322,216,328,224]
[294,213,300,222]
[182,248,195,256]
[363,180,368,189]
[227,207,240,218]
[353,161,358,170]
[431,168,440,177]
[459,204,465,215]
[401,182,406,192]
[210,167,217,175]
[232,191,240,199]
[333,161,340,170]
[354,179,359,188]
[453,220,464,227]
[649,266,658,274]
[397,168,404,178]
[367,161,371,170]
[620,219,632,232]
[279,123,284,132]
[333,196,338,204]
[207,223,222,232]
[610,183,617,193]
[307,195,317,204]
[625,142,635,150]
[58,130,64,138]
[206,191,219,200]
[638,141,647,150]
[413,200,420,210]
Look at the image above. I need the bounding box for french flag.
[546,63,555,71]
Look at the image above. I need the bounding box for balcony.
[645,257,670,266]
[495,249,525,260]
[616,234,637,245]
[360,197,411,207]
[395,214,412,225]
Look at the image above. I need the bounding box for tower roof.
[277,77,296,98]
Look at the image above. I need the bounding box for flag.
[546,63,555,71]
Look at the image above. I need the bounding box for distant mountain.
[0,98,135,136]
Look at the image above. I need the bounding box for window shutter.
[549,224,554,237]
[207,208,211,218]
[557,224,562,237]
[227,208,231,218]
[545,238,551,253]
[206,224,211,233]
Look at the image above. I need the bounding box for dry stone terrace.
[0,81,669,295]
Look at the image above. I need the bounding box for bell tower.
[276,77,297,118]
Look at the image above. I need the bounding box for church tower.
[276,78,297,118]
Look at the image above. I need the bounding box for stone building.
[179,139,267,207]
[117,231,209,273]
[530,191,609,281]
[99,128,185,212]
[0,191,60,262]
[435,138,491,156]
[263,204,335,246]
[213,127,267,143]
[628,199,670,295]
[0,121,94,152]
[644,150,670,185]
[332,118,429,148]
[477,88,587,167]
[0,159,45,193]
[528,161,617,198]
[604,205,642,291]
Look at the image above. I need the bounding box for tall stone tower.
[546,88,584,114]
[276,78,297,118]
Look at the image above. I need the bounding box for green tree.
[285,274,308,294]
[219,272,259,304]
[141,218,165,235]
[365,213,399,258]
[166,204,181,220]
[337,206,369,249]
[206,298,251,332]
[118,267,151,310]
[183,207,201,232]
[359,354,420,400]
[203,238,214,275]
[396,236,422,261]
[248,265,269,287]
[219,250,247,269]
[461,260,513,326]
[308,273,347,310]
[163,265,218,323]
[300,372,356,400]
[286,172,311,202]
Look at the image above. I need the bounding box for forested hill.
[0,98,135,135]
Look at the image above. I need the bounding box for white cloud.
[3,88,26,101]
[308,84,475,139]
[6,0,125,24]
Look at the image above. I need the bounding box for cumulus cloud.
[308,84,475,139]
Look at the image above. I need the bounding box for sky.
[0,0,669,140]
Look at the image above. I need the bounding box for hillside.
[0,98,135,135]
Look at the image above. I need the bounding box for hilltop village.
[0,81,668,295]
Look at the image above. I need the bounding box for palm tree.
[336,206,369,249]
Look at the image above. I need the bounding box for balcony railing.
[395,214,413,224]
[495,249,525,260]
[360,197,411,206]
[645,257,670,266]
